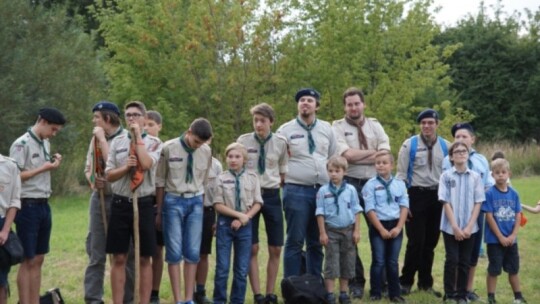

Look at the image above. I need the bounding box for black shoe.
[369,295,382,301]
[326,293,336,304]
[338,293,351,304]
[254,294,266,304]
[349,286,364,299]
[420,287,442,298]
[467,290,481,302]
[400,284,412,296]
[194,290,213,304]
[390,296,407,303]
[265,294,278,304]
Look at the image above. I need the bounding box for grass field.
[6,176,540,303]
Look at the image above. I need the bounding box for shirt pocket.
[195,160,208,182]
[323,196,338,214]
[168,159,187,180]
[375,189,389,206]
[0,174,12,192]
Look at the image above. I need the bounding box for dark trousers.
[345,176,367,288]
[442,232,476,300]
[399,187,441,289]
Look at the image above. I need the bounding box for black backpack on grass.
[281,273,328,304]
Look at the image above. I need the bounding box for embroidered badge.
[324,193,334,198]
[169,157,183,162]
[290,134,305,140]
[247,148,258,153]
[116,148,128,154]
[32,153,40,159]
[344,132,353,136]
[223,180,235,184]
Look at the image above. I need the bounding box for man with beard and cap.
[396,109,450,299]
[277,88,337,278]
[9,107,66,304]
[332,87,390,299]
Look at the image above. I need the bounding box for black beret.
[295,88,320,102]
[92,101,120,116]
[39,107,66,125]
[451,122,474,137]
[416,108,439,123]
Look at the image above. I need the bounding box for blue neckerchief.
[296,117,317,154]
[376,175,394,205]
[329,181,347,214]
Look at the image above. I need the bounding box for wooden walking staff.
[129,127,144,304]
[93,136,112,263]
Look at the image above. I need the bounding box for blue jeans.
[213,216,252,304]
[369,220,403,298]
[162,193,203,264]
[283,184,323,278]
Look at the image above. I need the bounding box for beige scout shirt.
[204,157,223,207]
[105,133,162,197]
[155,138,212,195]
[213,170,263,213]
[9,130,52,198]
[332,118,390,180]
[237,132,288,189]
[396,135,451,187]
[0,155,21,217]
[277,118,337,186]
[84,127,127,195]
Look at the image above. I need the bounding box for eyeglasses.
[452,149,468,156]
[125,113,143,118]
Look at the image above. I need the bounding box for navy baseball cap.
[416,108,439,123]
[451,122,474,137]
[39,107,66,125]
[295,88,320,102]
[92,101,120,116]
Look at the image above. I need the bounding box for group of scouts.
[0,87,529,304]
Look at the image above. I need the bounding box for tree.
[0,1,106,193]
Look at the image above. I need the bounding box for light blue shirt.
[438,168,486,235]
[363,175,409,221]
[443,149,494,190]
[315,183,362,228]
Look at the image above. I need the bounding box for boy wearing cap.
[0,153,21,304]
[277,88,337,278]
[155,118,213,304]
[237,103,288,304]
[9,107,66,304]
[396,109,450,298]
[106,101,163,304]
[332,87,391,298]
[83,101,135,304]
[442,122,494,302]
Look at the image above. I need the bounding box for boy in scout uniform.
[105,101,163,304]
[155,118,213,304]
[277,88,337,278]
[9,107,65,304]
[0,153,21,304]
[396,109,450,298]
[84,101,134,304]
[237,103,288,304]
[332,87,390,299]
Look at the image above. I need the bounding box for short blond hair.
[375,150,394,163]
[491,158,510,172]
[225,142,248,164]
[327,156,348,171]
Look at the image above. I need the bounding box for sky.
[432,0,540,27]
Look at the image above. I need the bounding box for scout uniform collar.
[27,127,52,162]
[106,126,124,141]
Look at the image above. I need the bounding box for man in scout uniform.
[237,103,288,304]
[396,109,450,298]
[332,87,390,299]
[277,88,337,278]
[105,101,162,304]
[9,107,66,304]
[0,153,21,304]
[155,118,213,304]
[84,101,134,304]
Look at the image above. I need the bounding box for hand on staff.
[126,155,138,167]
[129,123,141,138]
[93,127,106,142]
[94,176,107,189]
